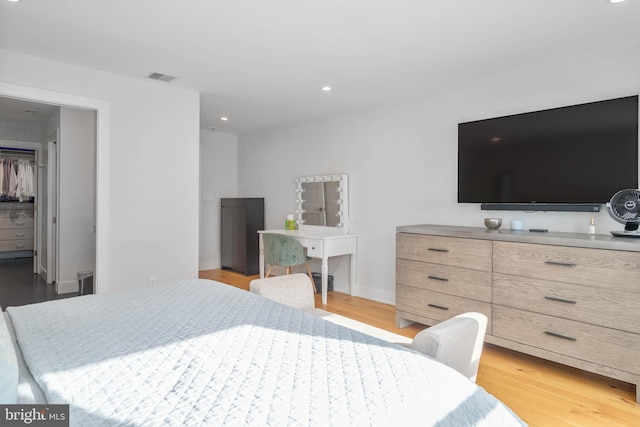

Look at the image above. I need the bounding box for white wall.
[0,49,200,293]
[238,47,640,305]
[199,130,238,270]
[57,107,95,292]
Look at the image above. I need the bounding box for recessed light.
[609,0,626,3]
[220,117,228,121]
[7,0,20,3]
[321,86,332,92]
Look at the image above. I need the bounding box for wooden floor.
[200,268,640,427]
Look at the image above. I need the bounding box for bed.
[2,279,526,426]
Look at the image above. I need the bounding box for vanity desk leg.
[258,234,265,278]
[350,252,356,297]
[321,257,329,305]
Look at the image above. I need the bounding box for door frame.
[45,136,59,285]
[0,82,110,293]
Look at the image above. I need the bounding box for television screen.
[458,95,639,206]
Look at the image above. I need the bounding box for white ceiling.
[1,0,639,135]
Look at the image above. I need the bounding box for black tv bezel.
[457,95,639,212]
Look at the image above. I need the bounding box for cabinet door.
[221,206,236,270]
[221,198,264,275]
[221,204,248,273]
[231,207,247,273]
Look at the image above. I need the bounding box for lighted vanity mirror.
[294,174,349,233]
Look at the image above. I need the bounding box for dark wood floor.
[0,258,79,310]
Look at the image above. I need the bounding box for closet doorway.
[0,96,96,307]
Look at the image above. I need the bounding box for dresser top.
[396,224,640,252]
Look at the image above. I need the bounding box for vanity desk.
[258,227,357,304]
[260,173,356,304]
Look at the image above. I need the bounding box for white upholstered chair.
[249,274,316,310]
[410,312,488,382]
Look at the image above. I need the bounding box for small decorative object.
[588,218,596,235]
[484,218,502,230]
[285,214,296,230]
[510,220,524,231]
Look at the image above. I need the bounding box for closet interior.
[0,148,36,258]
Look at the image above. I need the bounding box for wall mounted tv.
[458,95,639,212]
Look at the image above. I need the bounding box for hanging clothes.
[0,153,36,202]
[8,160,17,198]
[15,159,35,200]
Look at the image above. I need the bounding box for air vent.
[145,72,175,83]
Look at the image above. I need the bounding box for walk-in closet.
[0,97,96,309]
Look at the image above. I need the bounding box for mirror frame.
[294,174,349,233]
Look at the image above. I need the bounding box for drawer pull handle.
[15,233,25,237]
[428,304,449,311]
[428,248,449,253]
[544,295,577,305]
[16,244,25,249]
[544,331,576,342]
[428,275,449,282]
[15,221,25,226]
[544,260,577,268]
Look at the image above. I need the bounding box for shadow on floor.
[0,258,80,310]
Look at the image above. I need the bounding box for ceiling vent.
[145,72,175,83]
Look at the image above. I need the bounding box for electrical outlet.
[149,276,156,286]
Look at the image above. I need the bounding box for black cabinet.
[221,198,264,275]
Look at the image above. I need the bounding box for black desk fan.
[606,189,640,237]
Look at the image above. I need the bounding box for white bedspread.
[7,279,525,426]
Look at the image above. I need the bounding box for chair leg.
[305,263,315,293]
[266,265,273,278]
[285,266,291,275]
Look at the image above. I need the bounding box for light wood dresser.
[396,224,640,402]
[0,202,34,253]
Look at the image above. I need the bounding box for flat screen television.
[458,95,639,212]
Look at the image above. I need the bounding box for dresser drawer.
[0,203,33,211]
[493,306,640,375]
[305,239,323,257]
[0,217,34,229]
[0,239,34,252]
[493,241,640,293]
[397,233,492,272]
[396,285,492,331]
[0,228,34,241]
[493,272,640,334]
[0,208,34,219]
[397,258,491,302]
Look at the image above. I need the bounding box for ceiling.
[0,97,58,125]
[0,0,639,135]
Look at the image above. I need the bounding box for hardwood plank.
[199,268,640,426]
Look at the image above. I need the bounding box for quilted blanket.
[7,279,525,426]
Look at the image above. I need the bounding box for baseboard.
[199,259,220,271]
[56,280,79,294]
[352,285,396,306]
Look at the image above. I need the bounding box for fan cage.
[607,189,640,224]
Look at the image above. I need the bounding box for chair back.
[263,234,307,267]
[410,312,488,382]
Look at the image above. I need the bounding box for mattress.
[7,279,525,426]
[2,312,46,404]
